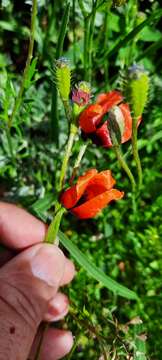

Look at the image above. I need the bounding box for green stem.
[72,0,77,65]
[103,0,112,90]
[132,117,143,188]
[84,17,90,80]
[114,145,136,192]
[45,206,66,244]
[63,99,73,124]
[8,0,37,128]
[70,141,89,183]
[103,10,109,90]
[88,0,97,82]
[5,127,16,165]
[59,123,78,191]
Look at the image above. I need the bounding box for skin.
[0,202,75,360]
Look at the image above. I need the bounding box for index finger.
[0,202,46,250]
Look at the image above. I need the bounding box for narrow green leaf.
[101,8,162,62]
[58,230,138,300]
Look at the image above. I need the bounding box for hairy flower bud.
[55,57,71,101]
[124,64,149,118]
[107,106,125,146]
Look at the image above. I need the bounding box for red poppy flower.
[60,169,124,219]
[79,90,134,148]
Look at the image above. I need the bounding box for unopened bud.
[107,106,125,146]
[124,64,149,118]
[55,57,71,101]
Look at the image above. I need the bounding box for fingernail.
[30,244,65,287]
[48,293,69,316]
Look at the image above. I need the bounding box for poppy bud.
[107,106,125,146]
[124,64,149,118]
[55,57,71,101]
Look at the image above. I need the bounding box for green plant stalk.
[8,0,37,129]
[74,142,88,169]
[5,0,37,164]
[51,2,70,144]
[84,17,90,80]
[78,0,88,18]
[45,206,66,244]
[62,99,73,124]
[70,141,89,183]
[103,0,112,90]
[59,123,78,190]
[113,145,136,192]
[5,126,15,165]
[72,0,77,65]
[34,123,77,360]
[132,117,143,188]
[103,10,109,90]
[88,0,97,83]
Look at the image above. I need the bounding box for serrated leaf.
[24,58,38,90]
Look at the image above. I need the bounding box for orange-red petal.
[96,91,123,114]
[79,104,103,133]
[60,169,97,209]
[85,170,116,201]
[95,121,112,148]
[71,189,124,219]
[119,103,132,144]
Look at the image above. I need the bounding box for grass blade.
[100,8,162,62]
[58,230,138,300]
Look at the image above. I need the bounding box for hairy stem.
[132,117,143,188]
[59,123,78,191]
[70,141,89,183]
[114,145,136,192]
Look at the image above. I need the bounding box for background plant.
[0,0,162,359]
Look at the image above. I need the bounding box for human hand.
[0,202,75,360]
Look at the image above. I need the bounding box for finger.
[60,258,75,286]
[30,328,73,360]
[0,248,14,267]
[0,202,46,250]
[44,292,69,322]
[40,329,73,360]
[0,244,66,360]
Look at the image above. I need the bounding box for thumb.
[0,243,66,360]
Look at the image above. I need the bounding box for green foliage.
[0,0,162,359]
